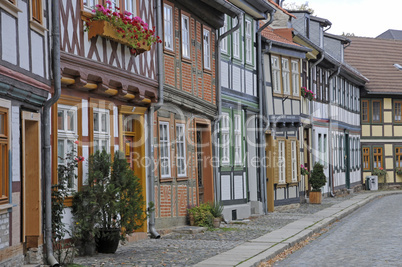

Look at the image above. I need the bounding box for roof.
[324,32,350,44]
[376,29,402,40]
[261,26,306,50]
[227,0,274,19]
[344,36,402,94]
[310,16,332,27]
[266,0,296,18]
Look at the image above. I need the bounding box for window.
[159,122,171,177]
[203,29,211,70]
[318,134,322,165]
[272,56,281,93]
[245,19,252,64]
[234,114,242,165]
[396,147,402,168]
[181,15,190,59]
[291,60,299,96]
[373,147,383,169]
[324,134,327,167]
[221,113,230,164]
[58,105,79,191]
[0,108,9,204]
[291,140,297,182]
[32,0,42,24]
[282,58,290,94]
[361,100,369,123]
[176,124,186,177]
[83,0,96,9]
[340,135,344,170]
[278,140,286,184]
[124,0,136,16]
[220,16,228,53]
[372,100,382,123]
[342,80,345,107]
[316,69,321,101]
[395,101,402,122]
[233,18,240,59]
[163,4,173,51]
[93,108,110,153]
[363,147,370,170]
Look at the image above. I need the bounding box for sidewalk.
[194,190,402,267]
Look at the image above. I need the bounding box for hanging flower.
[301,87,315,101]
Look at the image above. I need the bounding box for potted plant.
[396,167,402,175]
[309,162,326,204]
[301,87,315,101]
[208,202,224,228]
[300,164,309,176]
[84,1,161,55]
[72,150,147,254]
[372,167,387,184]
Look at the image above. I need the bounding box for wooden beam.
[61,77,75,85]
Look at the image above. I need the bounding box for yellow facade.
[386,158,394,170]
[362,125,370,136]
[371,125,383,136]
[384,125,393,136]
[385,144,393,156]
[394,126,402,136]
[384,98,392,109]
[396,174,402,183]
[386,171,394,183]
[384,111,392,123]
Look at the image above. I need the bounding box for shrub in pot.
[188,203,214,228]
[72,150,147,254]
[309,162,326,204]
[208,201,224,228]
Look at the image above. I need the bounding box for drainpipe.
[43,0,60,266]
[147,0,164,239]
[214,9,243,202]
[257,10,275,215]
[327,66,340,197]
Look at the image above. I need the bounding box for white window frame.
[57,104,79,192]
[159,121,171,178]
[233,18,240,59]
[181,14,190,59]
[234,114,242,165]
[272,56,281,93]
[93,108,110,153]
[245,19,252,64]
[282,58,290,95]
[124,0,137,16]
[291,60,300,96]
[220,15,228,53]
[221,113,230,165]
[163,4,174,51]
[203,29,211,70]
[83,0,97,10]
[278,140,286,184]
[176,123,186,177]
[291,140,297,182]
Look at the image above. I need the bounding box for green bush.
[208,201,223,219]
[188,203,214,227]
[309,162,326,192]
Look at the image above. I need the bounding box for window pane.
[0,113,3,135]
[94,112,99,132]
[58,111,64,130]
[373,101,380,122]
[67,110,75,131]
[58,139,65,164]
[101,113,107,132]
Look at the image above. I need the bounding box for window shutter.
[286,139,292,184]
[297,140,301,182]
[273,139,279,184]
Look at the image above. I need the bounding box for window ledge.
[30,20,48,36]
[0,203,14,213]
[0,0,22,18]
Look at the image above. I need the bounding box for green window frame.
[232,17,242,61]
[244,16,254,66]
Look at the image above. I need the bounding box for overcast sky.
[284,0,401,38]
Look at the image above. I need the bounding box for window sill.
[181,56,192,64]
[276,183,287,188]
[0,203,14,213]
[30,20,48,36]
[160,177,174,183]
[177,176,188,181]
[0,1,22,18]
[163,48,175,57]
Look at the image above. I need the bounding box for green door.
[345,133,350,189]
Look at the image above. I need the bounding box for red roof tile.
[261,26,302,48]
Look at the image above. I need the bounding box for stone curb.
[195,191,402,267]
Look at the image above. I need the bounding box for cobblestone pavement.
[274,194,402,267]
[73,193,357,267]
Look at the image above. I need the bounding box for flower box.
[88,20,151,55]
[301,87,314,101]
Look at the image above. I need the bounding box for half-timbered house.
[0,0,51,264]
[153,0,241,228]
[57,0,159,238]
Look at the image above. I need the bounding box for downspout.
[257,9,275,215]
[309,53,324,165]
[147,0,164,239]
[214,9,243,202]
[43,0,60,266]
[327,66,340,197]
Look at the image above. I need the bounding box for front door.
[345,133,350,189]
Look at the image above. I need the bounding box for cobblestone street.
[274,194,402,267]
[73,194,355,266]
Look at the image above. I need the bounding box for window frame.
[394,100,402,123]
[203,28,211,70]
[234,114,242,166]
[175,123,187,177]
[220,15,229,54]
[373,147,383,169]
[282,58,290,95]
[163,3,174,51]
[181,14,190,60]
[93,107,111,153]
[221,112,230,165]
[232,18,241,59]
[0,106,9,205]
[245,18,253,65]
[31,0,42,24]
[291,140,297,182]
[361,99,369,123]
[395,147,402,169]
[159,121,171,178]
[291,60,300,96]
[272,56,281,94]
[278,140,286,184]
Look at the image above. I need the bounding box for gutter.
[43,0,60,266]
[257,9,275,214]
[147,0,164,239]
[214,2,243,202]
[327,66,340,197]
